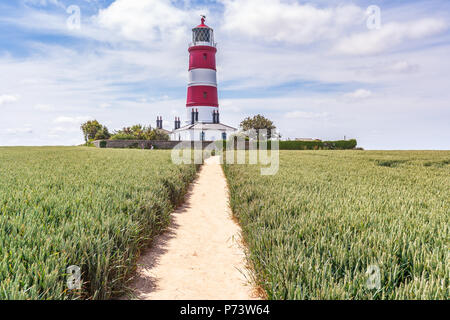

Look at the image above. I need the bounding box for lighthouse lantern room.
[172,16,236,141]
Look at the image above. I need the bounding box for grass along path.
[123,156,258,300]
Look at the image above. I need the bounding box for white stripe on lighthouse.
[186,106,217,123]
[188,68,217,87]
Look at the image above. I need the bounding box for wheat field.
[0,147,198,299]
[223,150,449,299]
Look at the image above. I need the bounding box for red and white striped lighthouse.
[186,16,219,124]
[171,16,236,141]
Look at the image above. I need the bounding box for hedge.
[279,140,322,150]
[323,139,357,150]
[278,139,357,150]
[216,139,357,150]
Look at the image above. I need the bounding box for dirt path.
[124,156,258,300]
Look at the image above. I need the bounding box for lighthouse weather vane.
[201,15,206,24]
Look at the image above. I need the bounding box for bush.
[214,139,358,150]
[110,133,136,140]
[84,141,95,147]
[99,140,107,148]
[109,125,169,141]
[94,127,111,140]
[279,140,323,150]
[81,120,109,143]
[375,159,408,167]
[150,130,170,141]
[324,139,357,150]
[280,140,357,150]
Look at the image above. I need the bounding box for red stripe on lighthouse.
[189,46,217,71]
[186,85,218,107]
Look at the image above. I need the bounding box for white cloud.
[285,111,330,119]
[335,18,447,55]
[343,89,373,100]
[96,0,197,44]
[49,126,79,133]
[54,116,91,124]
[24,0,62,7]
[34,104,54,111]
[221,0,364,44]
[0,94,19,105]
[5,127,33,134]
[389,61,420,73]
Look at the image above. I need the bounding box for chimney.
[217,111,220,124]
[156,116,163,129]
[191,109,195,124]
[195,109,199,122]
[175,117,181,130]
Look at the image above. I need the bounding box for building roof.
[156,128,172,135]
[172,122,237,133]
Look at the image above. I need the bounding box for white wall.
[172,129,230,141]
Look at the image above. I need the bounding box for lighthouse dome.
[191,16,215,47]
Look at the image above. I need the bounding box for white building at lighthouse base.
[171,122,236,141]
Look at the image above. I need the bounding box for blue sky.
[0,0,449,149]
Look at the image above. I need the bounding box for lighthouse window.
[203,53,207,60]
[203,92,207,99]
[194,28,210,42]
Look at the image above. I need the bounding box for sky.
[0,0,449,149]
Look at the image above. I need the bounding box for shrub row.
[215,139,357,150]
[278,139,357,150]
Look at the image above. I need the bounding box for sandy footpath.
[123,156,258,300]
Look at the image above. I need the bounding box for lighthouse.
[187,15,218,123]
[172,16,236,141]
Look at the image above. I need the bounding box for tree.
[80,120,107,143]
[94,126,111,140]
[151,129,170,141]
[240,114,276,139]
[110,125,169,141]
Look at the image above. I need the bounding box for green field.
[223,150,449,299]
[0,147,198,299]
